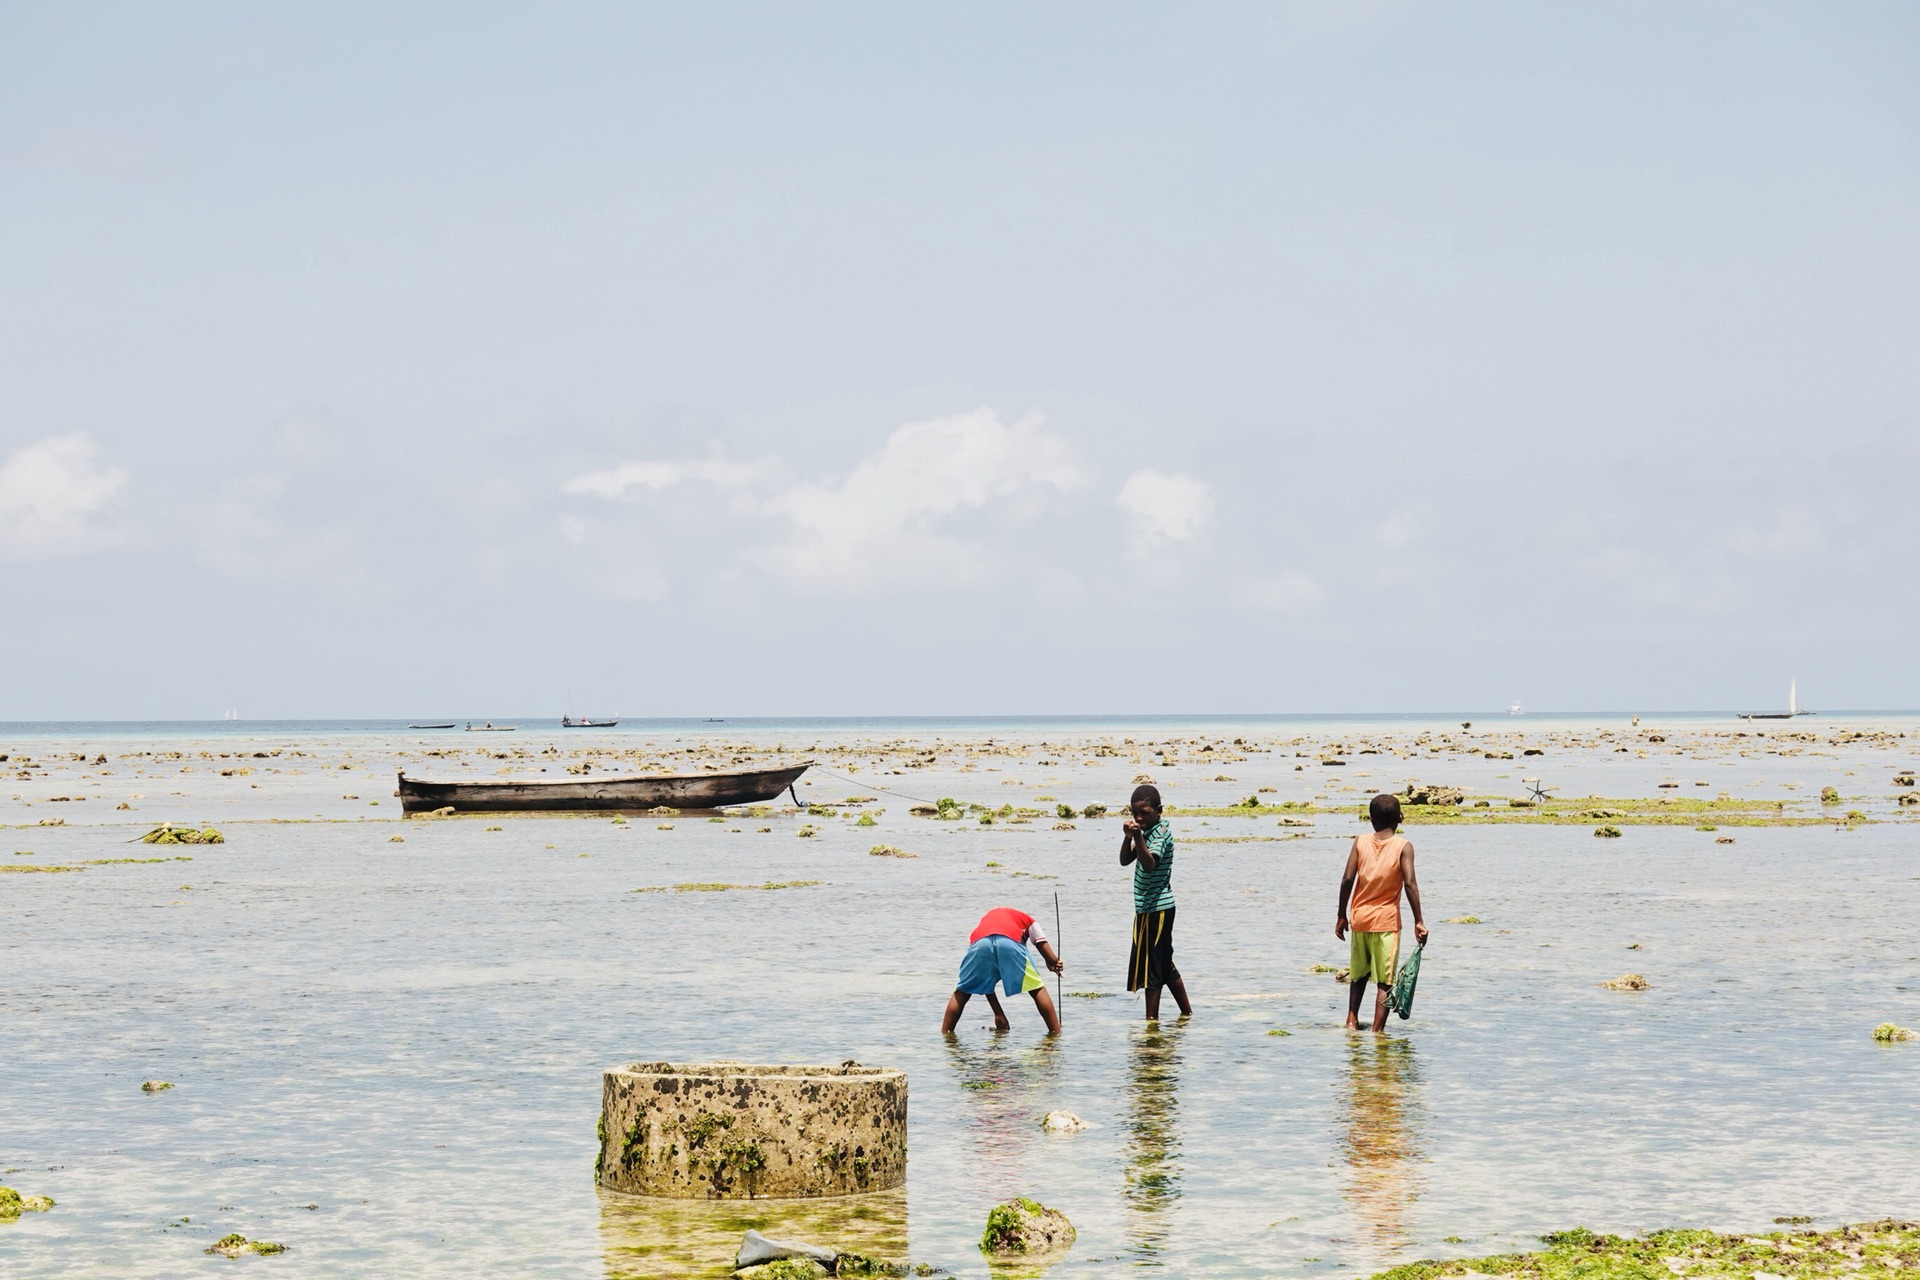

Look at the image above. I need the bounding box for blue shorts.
[956,935,1043,997]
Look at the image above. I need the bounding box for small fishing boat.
[465,722,517,732]
[562,715,618,728]
[397,761,811,814]
[408,723,457,730]
[1507,702,1524,716]
[1742,678,1807,722]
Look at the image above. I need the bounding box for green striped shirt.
[1132,820,1175,913]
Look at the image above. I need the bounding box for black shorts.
[1127,906,1181,992]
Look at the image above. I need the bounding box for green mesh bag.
[1388,942,1424,1020]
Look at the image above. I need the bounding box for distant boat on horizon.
[1507,702,1524,716]
[224,707,239,721]
[1742,678,1808,721]
[408,722,457,730]
[465,722,518,732]
[562,714,618,728]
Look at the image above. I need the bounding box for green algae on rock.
[1872,1023,1915,1042]
[205,1232,287,1256]
[139,824,224,845]
[629,880,823,894]
[1364,1220,1920,1280]
[141,1079,174,1093]
[0,1186,55,1217]
[1601,974,1650,991]
[739,1260,830,1280]
[980,1196,1075,1262]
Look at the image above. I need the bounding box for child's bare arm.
[1335,841,1359,938]
[1120,821,1155,868]
[1401,842,1428,944]
[1037,941,1064,974]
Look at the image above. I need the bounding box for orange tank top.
[1348,832,1407,933]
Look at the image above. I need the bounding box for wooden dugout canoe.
[396,762,811,815]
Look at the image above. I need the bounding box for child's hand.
[993,1012,1012,1033]
[1047,956,1064,974]
[1414,921,1429,945]
[1335,916,1348,940]
[1123,817,1141,835]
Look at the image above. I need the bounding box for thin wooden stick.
[1054,891,1064,1026]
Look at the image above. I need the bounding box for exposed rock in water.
[0,1187,55,1217]
[1601,974,1650,991]
[141,1079,173,1093]
[980,1197,1075,1261]
[736,1229,837,1271]
[1040,1110,1086,1133]
[1402,785,1463,806]
[205,1233,287,1257]
[1873,1023,1916,1042]
[867,844,917,858]
[1821,786,1841,803]
[140,824,224,845]
[1593,825,1623,838]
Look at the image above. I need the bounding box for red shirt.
[971,907,1037,945]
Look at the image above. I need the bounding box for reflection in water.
[1339,1036,1424,1256]
[945,1032,1062,1181]
[1123,1022,1184,1263]
[599,1185,907,1279]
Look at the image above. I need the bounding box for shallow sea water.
[3,716,1918,1278]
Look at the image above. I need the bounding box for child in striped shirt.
[1120,783,1192,1021]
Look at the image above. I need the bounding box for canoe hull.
[397,763,810,814]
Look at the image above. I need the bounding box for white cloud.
[1238,571,1327,614]
[761,408,1086,581]
[1115,469,1213,552]
[0,433,128,556]
[563,456,764,499]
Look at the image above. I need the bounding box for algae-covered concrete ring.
[597,1061,907,1199]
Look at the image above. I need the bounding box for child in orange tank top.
[1336,793,1428,1032]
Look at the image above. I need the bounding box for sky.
[2,2,1917,719]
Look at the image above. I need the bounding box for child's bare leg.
[1145,984,1162,1020]
[985,992,1011,1033]
[1030,987,1061,1035]
[942,990,969,1033]
[1168,976,1192,1017]
[1346,978,1368,1029]
[1371,983,1390,1033]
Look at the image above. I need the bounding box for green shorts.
[1349,930,1399,986]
